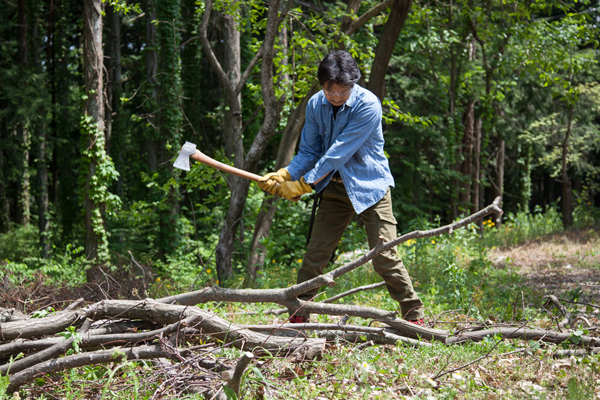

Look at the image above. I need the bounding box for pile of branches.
[2,198,599,397]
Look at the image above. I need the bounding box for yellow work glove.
[264,168,291,182]
[258,168,291,195]
[276,177,313,200]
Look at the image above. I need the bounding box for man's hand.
[262,168,291,183]
[258,168,291,195]
[276,178,313,200]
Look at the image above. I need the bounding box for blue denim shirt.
[285,85,394,214]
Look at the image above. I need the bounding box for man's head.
[318,50,360,106]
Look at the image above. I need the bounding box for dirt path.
[490,226,600,303]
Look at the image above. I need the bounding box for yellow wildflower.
[206,269,211,274]
[156,278,161,282]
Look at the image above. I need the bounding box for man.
[259,50,424,325]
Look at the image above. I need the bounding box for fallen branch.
[221,352,254,396]
[445,326,600,347]
[6,344,181,394]
[322,282,386,304]
[1,319,91,375]
[544,295,571,327]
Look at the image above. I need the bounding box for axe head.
[173,141,197,171]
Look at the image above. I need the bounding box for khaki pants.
[297,182,424,320]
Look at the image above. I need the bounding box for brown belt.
[330,172,343,184]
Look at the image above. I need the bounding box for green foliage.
[57,326,83,355]
[104,0,142,15]
[482,205,564,248]
[30,307,56,319]
[567,375,595,400]
[0,224,39,261]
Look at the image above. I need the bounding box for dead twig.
[221,352,254,396]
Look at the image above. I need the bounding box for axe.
[173,141,261,182]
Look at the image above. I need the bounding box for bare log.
[384,320,449,342]
[445,327,600,346]
[317,330,430,348]
[239,322,388,336]
[7,344,181,394]
[553,348,600,358]
[0,310,82,341]
[1,319,91,375]
[0,321,149,358]
[84,299,325,354]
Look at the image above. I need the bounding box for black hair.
[317,50,361,88]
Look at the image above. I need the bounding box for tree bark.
[144,0,159,172]
[493,137,505,227]
[83,0,105,260]
[104,3,122,155]
[459,98,475,213]
[17,0,30,227]
[37,0,54,257]
[561,107,574,227]
[472,116,482,228]
[222,6,244,166]
[367,0,413,100]
[0,144,9,232]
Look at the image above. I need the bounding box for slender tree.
[81,0,119,263]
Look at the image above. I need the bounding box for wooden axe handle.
[191,150,262,182]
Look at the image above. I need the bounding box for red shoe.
[289,315,309,323]
[408,319,425,326]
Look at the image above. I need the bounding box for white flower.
[451,371,464,381]
[359,361,373,374]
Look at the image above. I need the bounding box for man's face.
[323,83,354,106]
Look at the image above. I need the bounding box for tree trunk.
[155,0,183,259]
[222,7,244,167]
[518,143,532,212]
[17,0,30,227]
[367,0,413,100]
[17,125,30,227]
[472,116,482,220]
[83,0,105,260]
[36,0,55,257]
[493,137,505,227]
[561,108,574,227]
[0,144,9,232]
[459,98,475,213]
[105,3,121,155]
[144,0,159,172]
[448,13,459,220]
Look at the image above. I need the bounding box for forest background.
[0,0,599,291]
